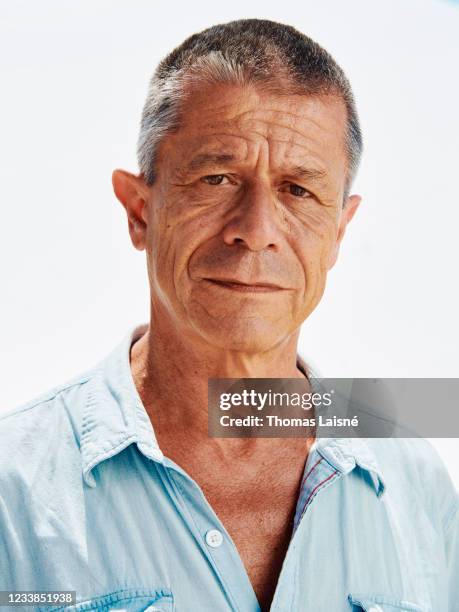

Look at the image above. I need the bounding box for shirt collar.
[81,323,162,487]
[81,323,385,497]
[313,437,386,497]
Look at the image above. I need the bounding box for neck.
[130,302,310,454]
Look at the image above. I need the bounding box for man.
[0,18,457,612]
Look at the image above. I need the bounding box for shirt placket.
[292,452,340,533]
[269,449,342,611]
[155,456,261,612]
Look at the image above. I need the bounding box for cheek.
[290,208,338,276]
[150,202,223,296]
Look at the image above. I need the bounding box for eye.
[285,183,311,198]
[200,174,230,185]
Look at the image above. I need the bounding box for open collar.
[80,323,385,497]
[313,437,386,497]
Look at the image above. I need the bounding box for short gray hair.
[137,19,363,200]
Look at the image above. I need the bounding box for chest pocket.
[348,593,425,612]
[51,588,174,612]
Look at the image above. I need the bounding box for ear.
[112,169,149,251]
[327,194,361,270]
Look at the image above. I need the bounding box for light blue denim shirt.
[0,324,458,612]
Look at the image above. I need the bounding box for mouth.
[203,277,286,293]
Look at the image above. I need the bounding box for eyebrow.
[185,153,328,183]
[288,166,328,182]
[187,153,237,172]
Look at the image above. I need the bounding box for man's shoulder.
[369,437,453,481]
[0,367,96,475]
[368,437,458,530]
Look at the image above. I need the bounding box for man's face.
[118,83,360,352]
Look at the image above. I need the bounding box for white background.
[1,1,458,486]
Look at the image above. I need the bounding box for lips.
[203,277,286,292]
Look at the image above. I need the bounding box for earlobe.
[112,169,149,251]
[336,194,361,244]
[343,194,361,226]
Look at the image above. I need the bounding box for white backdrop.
[1,0,458,486]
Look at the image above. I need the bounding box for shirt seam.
[0,376,92,423]
[51,587,174,611]
[297,470,340,525]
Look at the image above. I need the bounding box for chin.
[191,315,287,352]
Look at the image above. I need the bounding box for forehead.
[159,82,348,176]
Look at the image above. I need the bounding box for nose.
[222,181,284,251]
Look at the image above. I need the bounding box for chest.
[205,482,297,610]
[179,450,308,611]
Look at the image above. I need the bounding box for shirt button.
[205,529,224,548]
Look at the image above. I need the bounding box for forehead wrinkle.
[220,103,336,126]
[231,105,341,135]
[181,110,336,150]
[220,120,344,165]
[246,133,337,177]
[172,124,340,180]
[246,120,341,149]
[179,143,332,182]
[190,126,322,165]
[180,134,250,168]
[180,87,346,142]
[191,109,321,142]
